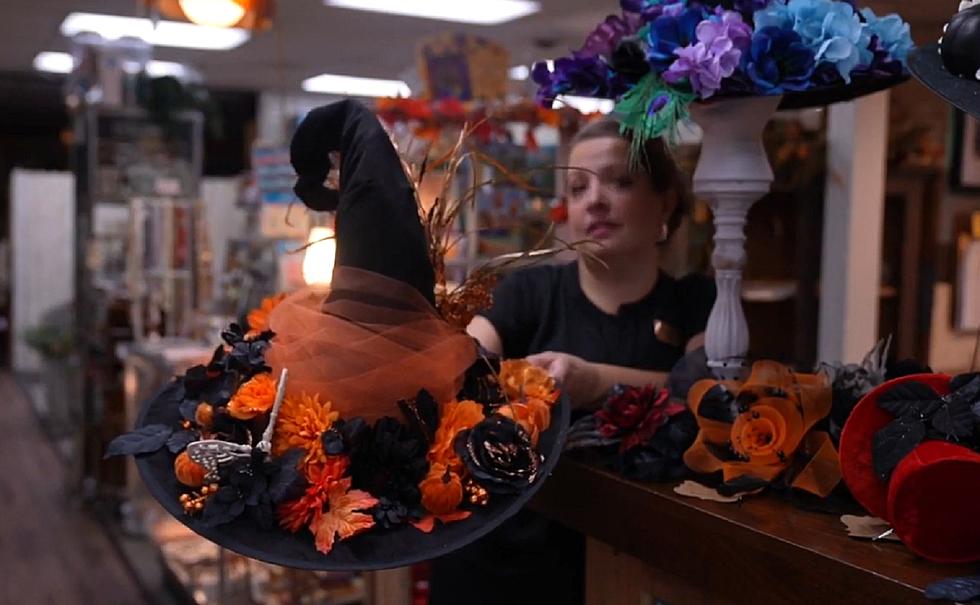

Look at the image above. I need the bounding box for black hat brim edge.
[908,43,980,120]
[134,385,572,571]
[776,72,909,111]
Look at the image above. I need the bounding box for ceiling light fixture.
[324,0,540,25]
[302,73,411,98]
[60,12,250,50]
[177,0,248,28]
[33,51,193,81]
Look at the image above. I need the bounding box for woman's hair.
[569,119,692,237]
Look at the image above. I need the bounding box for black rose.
[348,417,428,521]
[610,38,649,80]
[455,415,541,494]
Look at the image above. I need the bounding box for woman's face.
[566,136,674,259]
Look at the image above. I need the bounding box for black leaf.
[876,382,941,417]
[156,379,186,408]
[872,417,926,480]
[104,424,173,458]
[249,499,276,530]
[924,575,980,602]
[973,401,980,423]
[697,385,737,423]
[704,440,742,462]
[397,389,440,444]
[949,375,980,408]
[950,372,980,394]
[930,396,974,439]
[200,494,246,528]
[717,475,770,497]
[179,399,200,422]
[268,450,306,503]
[166,429,198,454]
[322,429,345,455]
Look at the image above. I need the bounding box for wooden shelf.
[531,459,973,605]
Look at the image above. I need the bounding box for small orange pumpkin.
[195,403,214,427]
[419,463,463,516]
[174,451,207,487]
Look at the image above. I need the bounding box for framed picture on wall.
[951,110,980,190]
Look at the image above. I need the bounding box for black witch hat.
[909,3,980,119]
[114,99,570,571]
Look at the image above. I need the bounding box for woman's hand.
[526,351,604,408]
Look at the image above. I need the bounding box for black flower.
[347,417,428,523]
[201,448,305,529]
[372,497,410,529]
[455,415,541,494]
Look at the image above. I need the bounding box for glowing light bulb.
[302,226,336,287]
[178,0,248,28]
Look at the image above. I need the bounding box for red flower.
[595,385,686,453]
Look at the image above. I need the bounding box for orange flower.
[497,399,551,447]
[174,451,206,487]
[499,359,558,406]
[247,292,286,336]
[419,462,463,515]
[273,391,340,474]
[429,400,485,470]
[311,478,378,555]
[278,457,349,533]
[683,361,840,497]
[227,374,277,420]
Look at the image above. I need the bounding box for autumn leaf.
[311,478,378,555]
[411,510,472,534]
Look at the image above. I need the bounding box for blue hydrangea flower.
[859,7,912,63]
[532,55,612,106]
[744,25,817,93]
[753,0,871,83]
[622,0,689,22]
[645,6,705,69]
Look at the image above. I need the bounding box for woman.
[428,119,715,604]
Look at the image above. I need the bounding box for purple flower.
[663,11,753,98]
[692,0,770,11]
[645,7,705,69]
[622,0,689,22]
[579,14,644,58]
[532,55,611,106]
[850,35,905,80]
[744,25,817,94]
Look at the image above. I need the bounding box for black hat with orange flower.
[107,99,570,570]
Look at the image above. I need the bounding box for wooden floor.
[0,374,147,605]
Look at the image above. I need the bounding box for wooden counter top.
[531,460,974,605]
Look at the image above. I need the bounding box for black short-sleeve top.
[480,262,715,371]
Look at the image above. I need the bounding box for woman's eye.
[614,176,634,189]
[569,184,587,196]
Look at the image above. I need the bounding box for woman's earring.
[658,223,669,243]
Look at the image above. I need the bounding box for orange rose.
[683,361,841,496]
[497,399,551,447]
[499,360,557,405]
[429,400,485,470]
[227,374,277,420]
[419,462,463,516]
[247,292,286,336]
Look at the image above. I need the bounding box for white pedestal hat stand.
[690,95,783,380]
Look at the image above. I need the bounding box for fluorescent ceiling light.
[33,51,75,74]
[302,73,411,98]
[60,12,249,50]
[555,95,615,115]
[508,65,529,81]
[33,51,193,81]
[324,0,540,25]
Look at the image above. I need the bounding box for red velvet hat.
[839,373,980,563]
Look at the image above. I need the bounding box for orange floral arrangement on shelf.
[683,361,841,497]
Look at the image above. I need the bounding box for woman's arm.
[527,352,667,409]
[466,315,503,356]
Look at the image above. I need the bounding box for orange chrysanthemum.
[278,456,350,533]
[273,391,340,474]
[419,462,463,516]
[227,374,278,420]
[497,398,551,447]
[499,360,558,406]
[247,292,286,336]
[429,399,485,470]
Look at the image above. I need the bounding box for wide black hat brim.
[909,43,980,119]
[777,72,909,110]
[134,385,571,571]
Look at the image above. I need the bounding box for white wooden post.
[691,96,781,380]
[818,92,889,364]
